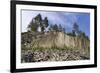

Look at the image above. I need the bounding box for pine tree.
[59,24,63,32]
[41,17,49,32]
[73,22,79,35]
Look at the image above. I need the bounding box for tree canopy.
[28,14,49,32]
[73,22,79,35]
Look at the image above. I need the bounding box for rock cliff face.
[21,31,90,62]
[21,31,89,50]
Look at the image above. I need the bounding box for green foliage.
[70,22,89,40]
[49,24,65,32]
[59,24,63,32]
[28,15,40,32]
[53,24,59,31]
[67,32,76,37]
[41,17,49,32]
[28,22,38,32]
[72,30,76,36]
[34,14,42,23]
[43,17,49,27]
[78,31,89,40]
[49,24,59,32]
[73,22,79,35]
[27,14,49,32]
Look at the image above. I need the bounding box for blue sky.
[21,10,90,37]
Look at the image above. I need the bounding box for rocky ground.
[21,48,90,63]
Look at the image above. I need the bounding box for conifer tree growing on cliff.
[27,14,42,32]
[27,14,49,32]
[41,17,49,32]
[49,24,59,32]
[73,22,79,36]
[72,22,89,40]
